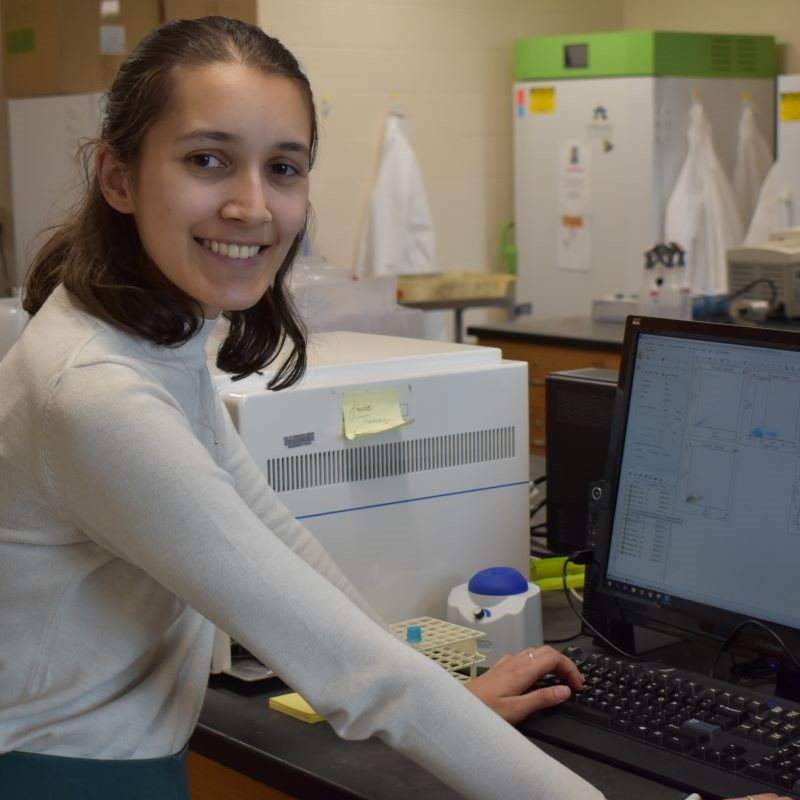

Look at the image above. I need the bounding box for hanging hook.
[389,91,404,117]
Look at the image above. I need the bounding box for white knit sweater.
[0,286,603,799]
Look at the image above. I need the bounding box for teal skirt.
[0,746,189,800]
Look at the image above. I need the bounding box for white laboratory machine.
[210,331,530,679]
[728,228,800,318]
[512,31,776,318]
[0,296,26,360]
[9,92,104,279]
[447,566,543,667]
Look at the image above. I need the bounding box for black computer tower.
[545,367,617,555]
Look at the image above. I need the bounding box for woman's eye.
[188,153,224,169]
[270,162,300,177]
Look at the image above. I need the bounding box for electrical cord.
[530,522,547,532]
[561,551,641,661]
[529,497,547,519]
[709,618,800,680]
[726,277,778,310]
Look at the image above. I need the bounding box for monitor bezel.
[591,315,800,656]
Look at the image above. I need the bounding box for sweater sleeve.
[43,360,604,800]
[209,382,385,625]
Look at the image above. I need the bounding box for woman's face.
[105,61,312,317]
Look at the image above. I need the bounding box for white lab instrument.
[211,331,529,679]
[447,567,543,667]
[727,228,800,318]
[512,31,775,318]
[9,92,104,281]
[0,297,27,360]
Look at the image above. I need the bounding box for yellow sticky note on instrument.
[268,692,324,724]
[342,390,410,441]
[781,92,800,122]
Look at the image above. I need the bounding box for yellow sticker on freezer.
[529,87,555,114]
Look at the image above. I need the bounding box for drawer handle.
[531,438,546,447]
[530,378,545,386]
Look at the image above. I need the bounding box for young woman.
[0,16,787,800]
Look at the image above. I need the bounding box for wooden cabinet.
[188,752,295,800]
[475,337,621,456]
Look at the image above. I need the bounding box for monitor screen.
[593,316,800,652]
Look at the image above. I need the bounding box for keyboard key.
[646,729,665,746]
[706,713,738,730]
[716,705,747,723]
[777,772,797,788]
[681,718,722,742]
[749,726,770,743]
[722,755,747,770]
[630,724,649,739]
[611,718,629,733]
[664,735,692,753]
[768,731,790,747]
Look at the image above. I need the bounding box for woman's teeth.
[202,240,261,259]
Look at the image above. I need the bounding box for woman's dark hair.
[23,16,318,387]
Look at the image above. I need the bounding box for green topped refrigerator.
[512,31,776,317]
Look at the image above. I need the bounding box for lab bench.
[466,317,624,456]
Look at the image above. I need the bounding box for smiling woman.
[0,15,784,800]
[22,15,318,387]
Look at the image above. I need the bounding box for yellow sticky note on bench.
[342,389,410,440]
[268,692,324,724]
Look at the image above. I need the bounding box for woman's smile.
[197,238,268,260]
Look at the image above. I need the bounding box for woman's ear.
[96,145,134,214]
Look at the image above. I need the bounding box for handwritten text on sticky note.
[342,390,411,440]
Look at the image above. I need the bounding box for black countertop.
[190,595,687,800]
[467,315,800,350]
[466,316,625,350]
[191,675,685,800]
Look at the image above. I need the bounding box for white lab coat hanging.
[355,112,436,277]
[665,100,744,295]
[732,102,773,232]
[744,159,796,245]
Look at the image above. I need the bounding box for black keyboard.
[519,647,800,800]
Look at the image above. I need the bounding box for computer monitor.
[589,315,800,668]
